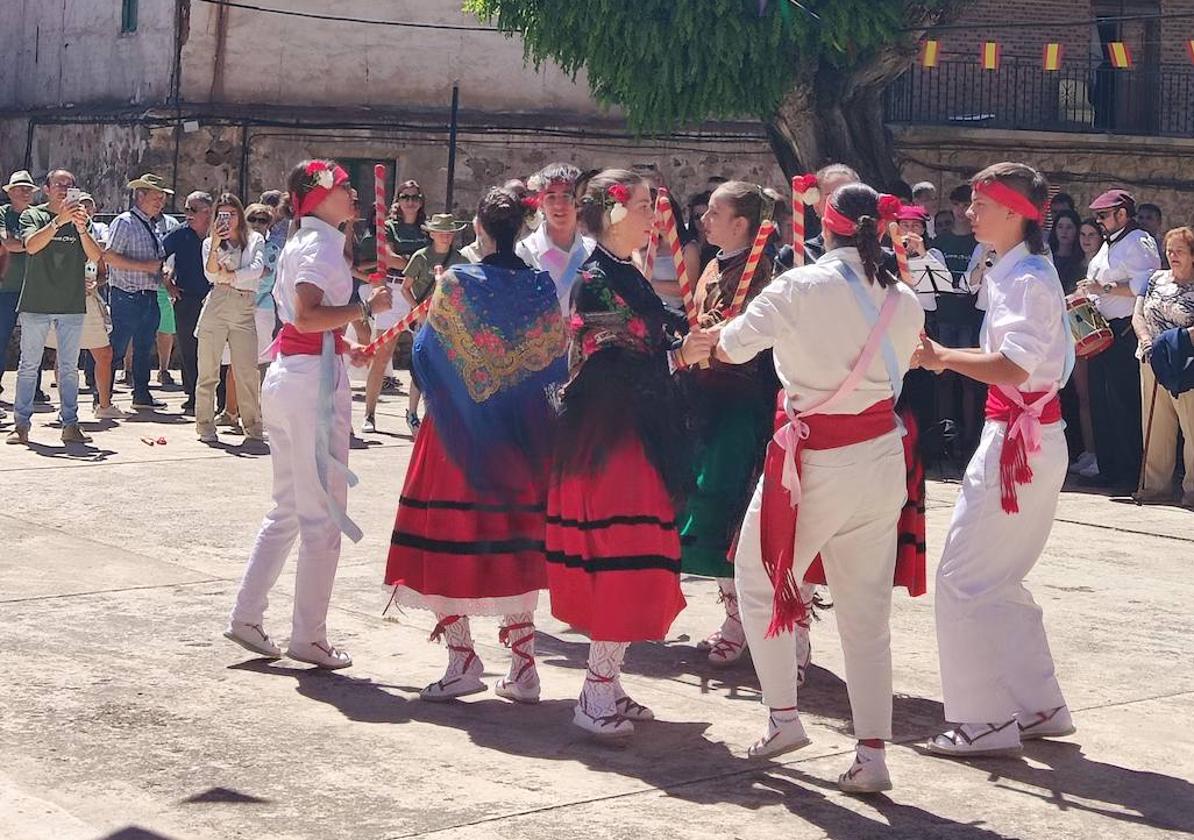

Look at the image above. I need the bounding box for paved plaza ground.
[2,374,1192,840]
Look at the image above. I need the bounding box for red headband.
[974,180,1043,222]
[821,193,902,237]
[291,162,350,220]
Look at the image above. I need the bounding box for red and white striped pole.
[728,220,775,318]
[363,298,431,357]
[371,163,388,284]
[656,189,696,328]
[643,193,662,281]
[790,174,820,268]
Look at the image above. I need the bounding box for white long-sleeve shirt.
[516,225,594,315]
[202,230,266,293]
[720,247,924,415]
[1086,227,1161,320]
[981,242,1071,393]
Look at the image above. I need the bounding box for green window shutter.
[121,0,138,33]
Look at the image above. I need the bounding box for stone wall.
[0,116,785,220]
[893,124,1194,227]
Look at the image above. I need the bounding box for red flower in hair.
[792,174,818,193]
[607,184,631,205]
[522,194,541,211]
[876,194,903,223]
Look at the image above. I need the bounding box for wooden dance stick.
[362,298,431,357]
[791,177,806,268]
[727,220,775,318]
[887,221,914,286]
[370,164,388,284]
[643,193,663,281]
[656,190,697,328]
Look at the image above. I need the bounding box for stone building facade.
[0,0,1190,223]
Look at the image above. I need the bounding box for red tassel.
[998,434,1034,514]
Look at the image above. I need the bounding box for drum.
[1065,293,1113,358]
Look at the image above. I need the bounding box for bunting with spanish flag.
[1042,42,1064,71]
[920,39,940,69]
[981,41,1001,71]
[1108,41,1132,68]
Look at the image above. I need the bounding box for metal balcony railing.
[884,59,1194,137]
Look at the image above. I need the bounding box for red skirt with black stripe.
[545,436,687,642]
[384,416,548,616]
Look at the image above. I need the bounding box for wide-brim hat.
[126,173,175,195]
[423,213,467,233]
[3,170,37,192]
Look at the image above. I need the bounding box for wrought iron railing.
[884,59,1194,137]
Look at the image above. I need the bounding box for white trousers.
[735,430,906,740]
[935,420,1068,722]
[230,353,351,645]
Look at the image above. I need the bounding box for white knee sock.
[500,611,537,686]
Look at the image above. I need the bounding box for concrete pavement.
[1,374,1192,840]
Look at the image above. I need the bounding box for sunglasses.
[397,194,423,201]
[247,215,271,224]
[1094,210,1117,220]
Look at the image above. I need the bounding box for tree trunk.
[765,3,961,186]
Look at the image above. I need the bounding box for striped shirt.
[105,206,168,292]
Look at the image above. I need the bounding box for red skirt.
[545,437,686,642]
[384,416,548,615]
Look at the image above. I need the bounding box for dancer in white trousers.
[915,162,1077,757]
[714,184,922,793]
[224,159,391,669]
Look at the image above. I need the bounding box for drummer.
[1079,189,1161,488]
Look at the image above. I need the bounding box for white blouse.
[202,230,266,293]
[720,247,924,415]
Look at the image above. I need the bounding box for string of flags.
[917,38,1194,71]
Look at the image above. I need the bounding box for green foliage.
[465,0,943,131]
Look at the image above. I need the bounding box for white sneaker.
[94,403,130,419]
[747,712,811,759]
[1068,451,1097,475]
[285,640,352,670]
[838,745,893,793]
[223,622,282,659]
[361,415,376,434]
[926,720,1022,758]
[421,650,486,702]
[1018,705,1076,740]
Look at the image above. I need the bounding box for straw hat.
[126,173,175,194]
[2,170,37,193]
[423,213,467,233]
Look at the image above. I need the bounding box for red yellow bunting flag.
[920,39,940,69]
[1042,42,1064,71]
[1108,41,1132,68]
[981,41,1001,71]
[1186,39,1194,66]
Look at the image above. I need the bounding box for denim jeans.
[107,287,160,403]
[14,312,84,428]
[0,290,43,394]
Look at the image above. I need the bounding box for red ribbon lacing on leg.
[428,614,477,673]
[499,621,535,683]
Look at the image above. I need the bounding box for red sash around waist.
[760,397,896,637]
[984,387,1061,514]
[274,323,348,357]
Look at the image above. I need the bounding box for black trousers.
[174,295,204,404]
[1088,317,1142,485]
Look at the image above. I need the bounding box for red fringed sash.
[984,387,1061,514]
[759,397,896,637]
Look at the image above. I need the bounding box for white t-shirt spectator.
[1086,227,1161,320]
